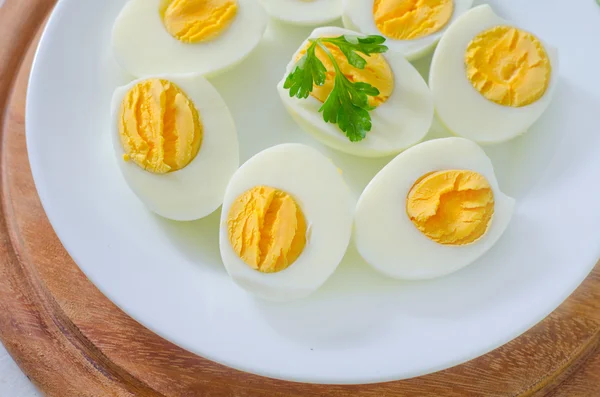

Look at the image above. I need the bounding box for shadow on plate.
[253,204,561,349]
[153,210,227,275]
[253,244,400,349]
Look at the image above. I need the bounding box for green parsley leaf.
[283,41,327,99]
[321,35,388,69]
[283,34,388,142]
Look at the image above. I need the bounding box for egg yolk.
[373,0,453,40]
[297,41,394,107]
[406,170,494,245]
[465,26,552,107]
[118,79,203,174]
[159,0,238,43]
[227,186,307,273]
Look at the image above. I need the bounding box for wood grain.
[2,0,600,396]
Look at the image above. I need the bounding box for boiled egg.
[111,0,268,77]
[219,143,354,301]
[277,26,433,158]
[110,74,239,221]
[260,0,343,26]
[430,5,559,144]
[354,137,515,280]
[343,0,474,60]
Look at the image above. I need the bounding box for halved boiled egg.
[110,74,239,221]
[219,144,354,301]
[355,137,515,280]
[277,27,434,158]
[260,0,343,26]
[343,0,474,60]
[430,5,559,144]
[111,0,268,77]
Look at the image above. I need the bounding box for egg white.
[260,0,343,26]
[110,74,239,221]
[429,5,559,144]
[343,0,474,61]
[354,137,515,280]
[277,26,434,158]
[111,0,268,78]
[219,143,354,301]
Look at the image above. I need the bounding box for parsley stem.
[315,40,353,95]
[315,39,340,73]
[315,40,343,76]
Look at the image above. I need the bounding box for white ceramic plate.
[26,0,600,384]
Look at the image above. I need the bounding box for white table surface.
[0,344,40,397]
[1,2,42,396]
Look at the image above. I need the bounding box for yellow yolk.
[297,41,394,107]
[406,170,494,245]
[118,79,203,174]
[373,0,454,40]
[160,0,238,43]
[227,186,307,273]
[465,26,552,107]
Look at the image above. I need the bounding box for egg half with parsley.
[219,144,354,301]
[355,137,515,279]
[111,74,239,221]
[112,0,268,77]
[277,26,434,158]
[430,5,559,143]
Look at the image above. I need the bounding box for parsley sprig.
[283,35,388,142]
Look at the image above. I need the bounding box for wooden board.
[2,1,600,396]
